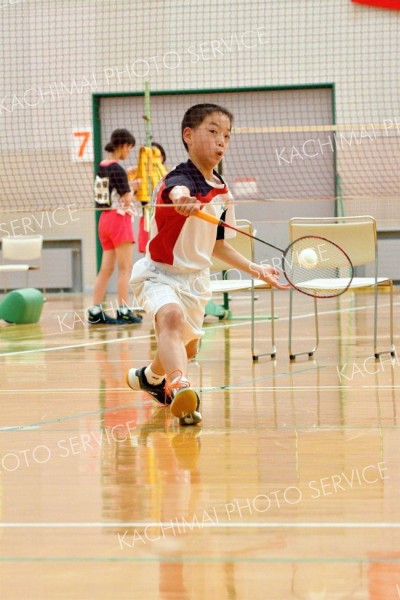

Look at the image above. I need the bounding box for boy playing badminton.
[126,103,287,426]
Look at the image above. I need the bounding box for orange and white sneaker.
[165,370,202,426]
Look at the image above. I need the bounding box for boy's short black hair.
[105,128,136,152]
[181,103,233,151]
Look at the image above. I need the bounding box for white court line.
[0,333,154,357]
[0,386,352,393]
[235,386,351,390]
[0,388,131,393]
[363,385,400,389]
[0,522,399,529]
[0,300,394,358]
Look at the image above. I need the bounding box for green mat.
[0,288,44,324]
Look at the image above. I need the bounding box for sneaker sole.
[170,389,198,418]
[125,369,136,391]
[179,411,202,426]
[88,320,118,325]
[116,315,143,324]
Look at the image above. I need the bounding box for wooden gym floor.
[0,288,399,599]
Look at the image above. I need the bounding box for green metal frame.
[330,84,343,218]
[92,94,103,271]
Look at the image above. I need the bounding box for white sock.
[145,365,165,385]
[89,304,102,315]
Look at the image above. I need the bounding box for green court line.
[0,402,141,432]
[0,556,399,564]
[2,522,400,528]
[3,426,400,435]
[0,364,327,432]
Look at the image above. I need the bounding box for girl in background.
[88,128,142,325]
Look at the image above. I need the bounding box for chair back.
[211,220,254,272]
[1,235,43,261]
[289,216,376,267]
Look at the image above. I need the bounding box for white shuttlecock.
[298,248,318,269]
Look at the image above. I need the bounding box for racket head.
[282,235,354,298]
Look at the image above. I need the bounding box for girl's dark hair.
[181,103,233,150]
[104,128,136,152]
[152,142,166,164]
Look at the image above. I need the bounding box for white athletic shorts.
[130,257,211,344]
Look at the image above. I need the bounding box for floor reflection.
[96,340,203,598]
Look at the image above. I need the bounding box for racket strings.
[283,237,354,298]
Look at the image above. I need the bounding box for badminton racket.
[193,210,354,298]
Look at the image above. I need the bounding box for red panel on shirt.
[148,182,187,265]
[352,0,400,9]
[196,186,228,204]
[149,179,229,266]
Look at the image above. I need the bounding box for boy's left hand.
[254,264,290,290]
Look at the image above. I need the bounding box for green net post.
[92,94,103,273]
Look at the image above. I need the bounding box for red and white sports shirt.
[147,159,236,272]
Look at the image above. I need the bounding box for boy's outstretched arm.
[169,186,201,216]
[212,239,290,290]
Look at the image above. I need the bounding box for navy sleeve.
[216,209,227,240]
[161,172,196,202]
[110,164,131,197]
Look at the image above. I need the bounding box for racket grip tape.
[193,210,220,226]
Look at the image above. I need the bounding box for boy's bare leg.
[127,304,201,424]
[148,304,199,418]
[150,338,198,376]
[149,304,188,376]
[185,339,199,361]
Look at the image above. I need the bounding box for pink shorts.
[98,211,135,251]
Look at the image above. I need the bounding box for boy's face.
[183,112,231,171]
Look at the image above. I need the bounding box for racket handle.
[193,210,220,226]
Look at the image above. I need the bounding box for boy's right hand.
[169,186,200,217]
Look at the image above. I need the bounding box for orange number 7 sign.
[72,129,93,161]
